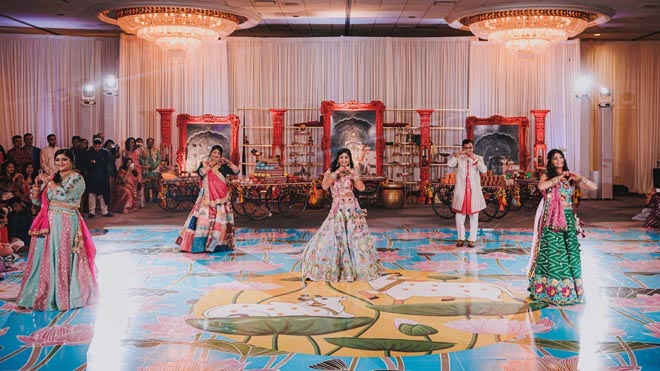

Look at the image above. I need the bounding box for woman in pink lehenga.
[16,149,98,310]
[111,158,140,214]
[176,145,240,253]
[301,148,385,282]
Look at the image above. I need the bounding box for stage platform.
[0,196,657,370]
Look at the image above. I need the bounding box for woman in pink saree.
[111,158,140,214]
[176,145,240,253]
[16,149,98,310]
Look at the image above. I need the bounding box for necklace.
[59,170,74,179]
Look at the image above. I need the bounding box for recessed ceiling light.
[594,33,601,36]
[292,15,299,18]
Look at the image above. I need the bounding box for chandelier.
[98,4,261,54]
[448,4,613,54]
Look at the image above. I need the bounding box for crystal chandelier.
[448,4,613,54]
[99,5,261,54]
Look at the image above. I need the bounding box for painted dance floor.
[0,226,659,370]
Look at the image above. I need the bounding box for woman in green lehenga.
[527,149,598,305]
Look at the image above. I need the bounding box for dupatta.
[200,162,229,207]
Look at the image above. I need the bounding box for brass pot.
[381,182,405,209]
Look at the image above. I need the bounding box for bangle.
[353,176,361,181]
[330,173,337,179]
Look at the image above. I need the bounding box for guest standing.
[16,149,98,310]
[85,138,113,218]
[40,134,60,176]
[6,135,32,173]
[141,138,161,202]
[301,148,385,282]
[23,133,41,172]
[176,145,239,253]
[447,139,487,248]
[527,149,597,305]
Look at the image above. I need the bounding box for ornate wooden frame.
[176,113,240,174]
[466,115,530,171]
[320,100,386,175]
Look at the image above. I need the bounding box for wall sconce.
[103,74,119,96]
[598,86,612,107]
[81,83,96,105]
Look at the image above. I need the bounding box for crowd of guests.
[0,132,163,268]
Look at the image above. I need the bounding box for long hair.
[22,163,36,183]
[545,149,569,179]
[120,157,138,176]
[330,148,355,172]
[1,160,17,177]
[53,149,75,183]
[124,137,135,151]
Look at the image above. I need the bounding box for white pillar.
[598,105,613,199]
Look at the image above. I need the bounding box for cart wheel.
[231,190,246,216]
[479,193,497,222]
[242,187,273,220]
[177,185,199,211]
[163,185,181,211]
[522,184,542,209]
[494,197,511,218]
[431,187,455,219]
[278,187,309,217]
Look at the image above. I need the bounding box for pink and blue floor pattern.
[0,226,658,370]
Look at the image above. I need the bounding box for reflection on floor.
[0,226,658,370]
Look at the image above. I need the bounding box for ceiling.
[0,0,659,41]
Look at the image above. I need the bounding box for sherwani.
[447,154,487,213]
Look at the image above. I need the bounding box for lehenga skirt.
[301,198,385,282]
[176,190,235,253]
[528,208,584,305]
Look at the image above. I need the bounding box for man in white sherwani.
[447,139,487,247]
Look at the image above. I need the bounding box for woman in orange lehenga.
[176,145,239,253]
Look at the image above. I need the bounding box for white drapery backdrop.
[0,35,118,148]
[117,34,231,146]
[581,41,660,193]
[469,40,583,176]
[226,36,471,151]
[1,34,657,192]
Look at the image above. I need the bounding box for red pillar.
[269,108,287,162]
[531,110,550,169]
[417,109,434,203]
[156,108,175,170]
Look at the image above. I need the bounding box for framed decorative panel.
[176,113,240,174]
[321,100,386,176]
[466,115,530,173]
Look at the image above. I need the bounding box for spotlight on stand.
[598,86,612,107]
[81,83,96,105]
[103,74,119,96]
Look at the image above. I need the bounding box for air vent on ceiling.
[640,2,660,8]
[255,0,277,3]
[283,2,299,5]
[433,1,456,5]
